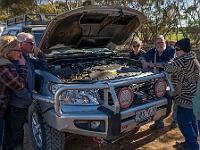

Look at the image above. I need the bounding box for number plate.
[135,106,157,122]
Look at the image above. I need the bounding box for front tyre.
[28,100,65,150]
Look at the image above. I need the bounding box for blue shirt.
[10,52,47,108]
[139,45,175,67]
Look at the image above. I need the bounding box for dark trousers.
[3,105,27,150]
[177,106,199,150]
[0,116,4,149]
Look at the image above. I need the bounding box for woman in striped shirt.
[165,38,200,150]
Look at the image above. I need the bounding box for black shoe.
[170,121,178,128]
[149,123,164,130]
[176,141,188,150]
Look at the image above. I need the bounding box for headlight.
[48,82,60,94]
[59,90,100,105]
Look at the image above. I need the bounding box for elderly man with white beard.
[139,35,175,70]
[138,35,175,130]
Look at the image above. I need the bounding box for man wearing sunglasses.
[138,35,176,130]
[3,32,47,150]
[21,38,37,56]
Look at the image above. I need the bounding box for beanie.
[175,38,191,53]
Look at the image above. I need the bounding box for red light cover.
[118,87,134,108]
[154,79,167,98]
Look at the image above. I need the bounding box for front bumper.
[42,97,171,141]
[33,71,173,141]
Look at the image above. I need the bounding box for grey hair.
[154,35,165,42]
[17,32,34,42]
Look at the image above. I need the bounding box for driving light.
[118,87,134,108]
[154,79,167,98]
[74,120,105,132]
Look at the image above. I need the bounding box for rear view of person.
[0,35,28,149]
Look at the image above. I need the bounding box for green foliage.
[0,0,18,8]
[0,0,199,47]
[165,33,184,41]
[0,15,8,22]
[39,4,57,14]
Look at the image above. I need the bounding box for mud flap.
[98,106,121,141]
[160,94,172,120]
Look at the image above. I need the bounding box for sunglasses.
[175,47,182,51]
[24,41,34,46]
[133,45,140,48]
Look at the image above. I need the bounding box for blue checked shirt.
[138,45,175,67]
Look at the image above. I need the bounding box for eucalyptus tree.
[0,0,18,15]
[184,0,200,47]
[0,0,198,46]
[0,0,37,18]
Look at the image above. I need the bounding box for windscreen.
[33,30,44,46]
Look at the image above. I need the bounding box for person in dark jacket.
[139,35,176,130]
[139,35,175,70]
[3,32,47,150]
[0,35,28,149]
[165,38,200,150]
[129,37,146,60]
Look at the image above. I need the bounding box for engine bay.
[47,56,143,82]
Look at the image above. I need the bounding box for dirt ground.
[23,115,200,150]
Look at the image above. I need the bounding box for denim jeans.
[198,120,200,134]
[154,102,177,126]
[0,116,4,149]
[3,105,28,150]
[171,102,177,122]
[177,106,199,150]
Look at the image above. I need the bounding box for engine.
[48,57,142,82]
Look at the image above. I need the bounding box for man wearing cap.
[165,38,200,150]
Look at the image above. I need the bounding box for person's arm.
[0,64,28,90]
[32,46,47,70]
[149,62,164,68]
[161,46,175,68]
[149,47,175,68]
[138,48,154,68]
[165,59,184,74]
[140,59,148,68]
[138,56,146,62]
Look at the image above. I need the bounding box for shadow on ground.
[65,123,180,150]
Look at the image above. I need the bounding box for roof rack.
[6,14,57,26]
